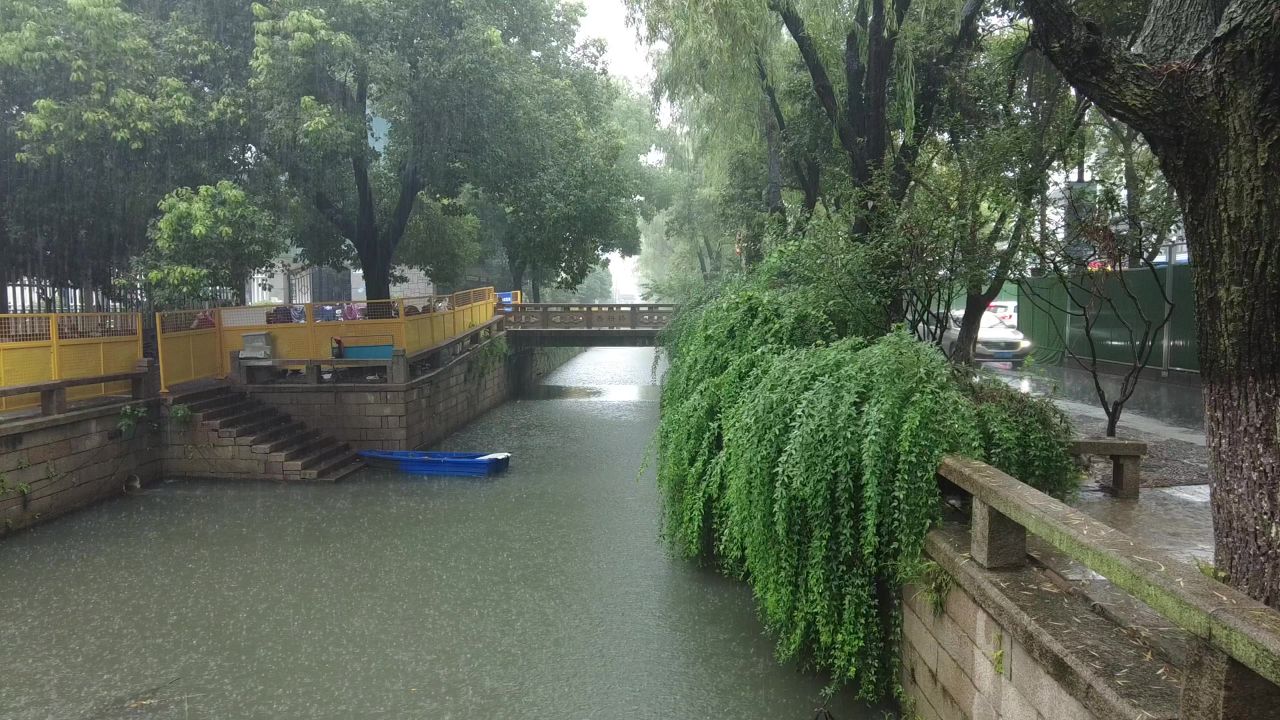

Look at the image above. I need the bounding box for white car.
[987,301,1017,327]
[942,311,1032,367]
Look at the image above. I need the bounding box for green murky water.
[1,348,870,719]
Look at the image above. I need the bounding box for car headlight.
[1019,340,1032,349]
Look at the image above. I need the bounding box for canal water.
[1,348,870,719]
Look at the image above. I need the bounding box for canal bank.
[0,348,872,719]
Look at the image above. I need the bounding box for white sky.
[577,0,654,300]
[577,0,653,91]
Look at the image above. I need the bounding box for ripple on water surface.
[0,348,873,719]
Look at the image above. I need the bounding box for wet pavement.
[993,363,1204,433]
[991,364,1215,566]
[1073,485,1214,565]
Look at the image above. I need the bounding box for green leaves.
[146,180,286,305]
[656,283,1078,700]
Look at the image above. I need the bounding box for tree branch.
[888,0,984,202]
[770,1,860,158]
[1133,0,1227,61]
[1020,0,1185,139]
[384,162,423,255]
[757,54,822,211]
[311,191,355,240]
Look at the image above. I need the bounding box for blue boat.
[357,450,511,476]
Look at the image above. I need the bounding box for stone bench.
[0,360,156,416]
[1069,438,1148,499]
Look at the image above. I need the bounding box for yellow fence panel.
[218,304,310,371]
[306,301,406,364]
[157,310,223,392]
[56,314,142,401]
[153,288,497,390]
[1,313,142,411]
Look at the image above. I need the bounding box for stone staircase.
[175,387,363,482]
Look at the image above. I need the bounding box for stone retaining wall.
[246,342,577,451]
[0,402,162,535]
[157,404,284,481]
[899,523,1180,720]
[0,340,583,535]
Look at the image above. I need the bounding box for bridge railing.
[506,303,678,330]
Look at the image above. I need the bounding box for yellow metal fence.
[0,313,143,411]
[156,288,498,391]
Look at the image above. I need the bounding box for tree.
[941,29,1087,365]
[633,0,823,255]
[249,0,581,300]
[543,264,615,304]
[1020,218,1175,437]
[481,68,643,301]
[1090,111,1181,267]
[1019,0,1280,608]
[0,0,249,309]
[146,181,286,305]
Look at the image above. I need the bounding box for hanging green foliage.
[961,376,1081,501]
[656,285,1080,701]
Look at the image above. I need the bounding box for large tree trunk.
[1176,139,1280,605]
[1023,0,1280,607]
[529,263,542,303]
[509,260,526,297]
[357,240,393,301]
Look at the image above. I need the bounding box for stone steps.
[256,429,319,457]
[169,386,362,483]
[185,392,245,414]
[250,420,308,451]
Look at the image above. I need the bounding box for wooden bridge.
[503,304,677,346]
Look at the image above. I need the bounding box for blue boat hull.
[358,450,511,477]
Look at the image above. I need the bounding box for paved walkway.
[991,366,1215,566]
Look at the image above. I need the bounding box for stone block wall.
[246,340,575,452]
[901,578,1097,720]
[0,403,162,535]
[0,340,579,533]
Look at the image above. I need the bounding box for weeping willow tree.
[633,0,827,245]
[656,272,1078,701]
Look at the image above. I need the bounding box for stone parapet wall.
[900,522,1181,720]
[0,403,162,535]
[902,578,1096,720]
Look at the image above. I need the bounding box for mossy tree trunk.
[1022,0,1280,606]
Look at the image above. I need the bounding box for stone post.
[132,358,160,399]
[1110,455,1141,499]
[40,386,67,416]
[389,349,409,385]
[230,351,246,385]
[1180,643,1280,719]
[971,497,1026,569]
